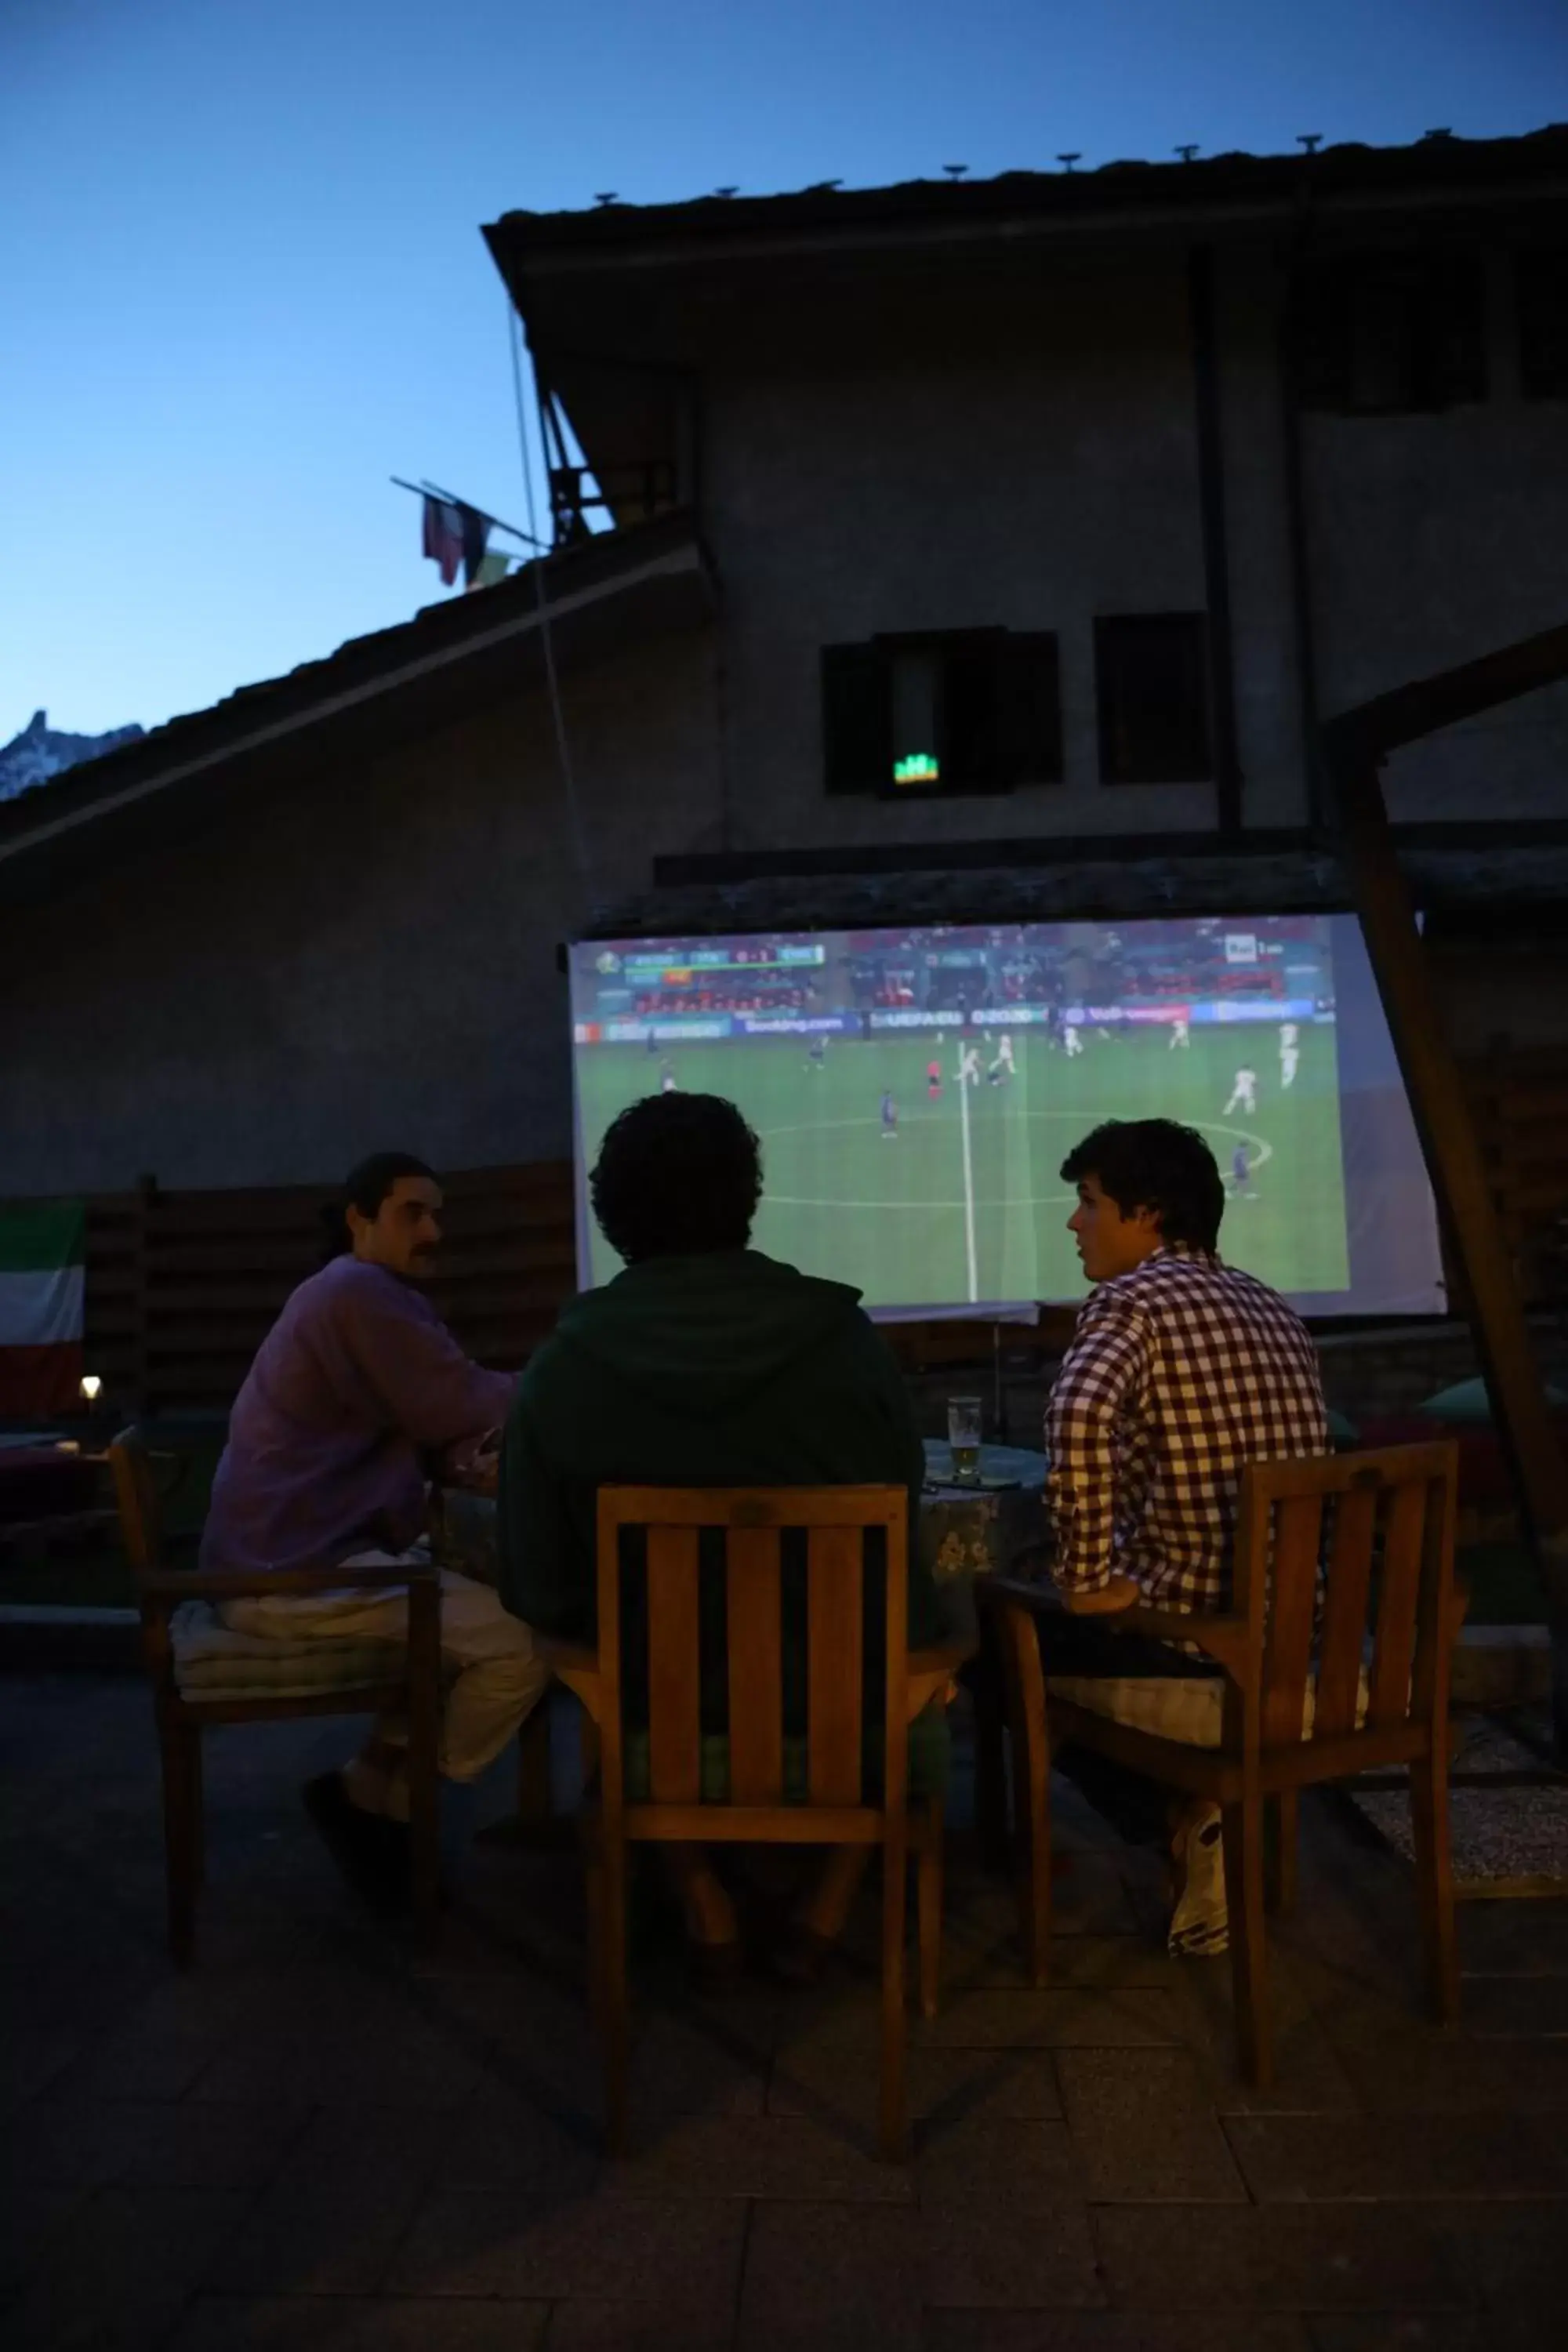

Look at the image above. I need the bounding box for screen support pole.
[1323,702,1568,1747]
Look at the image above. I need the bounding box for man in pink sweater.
[203,1152,546,1904]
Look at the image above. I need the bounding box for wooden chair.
[537,1484,967,2161]
[984,1441,1463,2085]
[109,1429,441,1964]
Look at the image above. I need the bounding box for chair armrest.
[136,1562,437,1607]
[981,1576,1253,1679]
[531,1635,601,1715]
[1112,1604,1252,1677]
[909,1640,978,1674]
[906,1639,978,1718]
[532,1635,597,1675]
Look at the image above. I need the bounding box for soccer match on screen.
[568,915,1412,1315]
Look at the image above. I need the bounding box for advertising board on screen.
[568,915,1445,1319]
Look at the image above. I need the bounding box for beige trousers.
[223,1557,549,1789]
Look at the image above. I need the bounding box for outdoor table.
[0,1439,114,1555]
[919,1439,1048,1646]
[430,1442,1049,1621]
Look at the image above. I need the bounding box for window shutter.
[1421,257,1487,409]
[1095,614,1212,785]
[994,633,1063,785]
[1295,252,1487,414]
[1519,248,1568,399]
[942,636,1005,792]
[1293,263,1353,411]
[821,644,889,796]
[1348,269,1424,412]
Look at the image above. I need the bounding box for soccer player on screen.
[1063,1023,1083,1059]
[1279,1023,1300,1089]
[659,1058,678,1095]
[1169,1016,1190,1051]
[1231,1142,1251,1195]
[1224,1065,1257,1114]
[926,1058,942,1101]
[957,1042,981,1087]
[880,1088,898,1140]
[987,1033,1015,1086]
[805,1036,827,1073]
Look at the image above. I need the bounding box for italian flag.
[0,1202,85,1418]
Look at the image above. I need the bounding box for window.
[1094,613,1211,786]
[822,630,1062,797]
[1518,249,1568,399]
[1294,252,1487,414]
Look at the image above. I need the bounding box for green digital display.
[892,752,940,786]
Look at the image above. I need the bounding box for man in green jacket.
[498,1088,946,1977]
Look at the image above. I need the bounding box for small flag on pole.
[0,1200,85,1417]
[421,495,494,588]
[459,504,491,586]
[469,549,512,590]
[421,495,463,586]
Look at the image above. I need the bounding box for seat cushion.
[1047,1668,1370,1749]
[169,1599,405,1702]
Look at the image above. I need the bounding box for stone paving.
[4,1672,1568,2350]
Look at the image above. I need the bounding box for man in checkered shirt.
[1031,1118,1329,1952]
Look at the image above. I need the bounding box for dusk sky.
[4,0,1564,741]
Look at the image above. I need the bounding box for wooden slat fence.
[1466,1043,1568,1305]
[77,1162,576,1416]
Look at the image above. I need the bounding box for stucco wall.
[1304,246,1568,820]
[701,252,1228,849]
[1,630,721,1193]
[689,235,1564,839]
[1429,933,1568,1055]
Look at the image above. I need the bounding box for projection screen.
[568,914,1445,1320]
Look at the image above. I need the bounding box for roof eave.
[485,127,1568,295]
[2,518,711,908]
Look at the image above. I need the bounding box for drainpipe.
[1278,220,1326,830]
[1189,244,1243,835]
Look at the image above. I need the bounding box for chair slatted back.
[109,1428,165,1578]
[1234,1443,1457,1752]
[1259,1492,1324,1749]
[808,1525,866,1805]
[645,1524,702,1802]
[594,1485,909,1826]
[1314,1479,1379,1740]
[727,1526,784,1802]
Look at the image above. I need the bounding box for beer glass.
[946,1396,982,1483]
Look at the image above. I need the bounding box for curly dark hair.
[590,1092,764,1264]
[1059,1118,1224,1250]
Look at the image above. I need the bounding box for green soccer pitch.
[575,1022,1350,1307]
